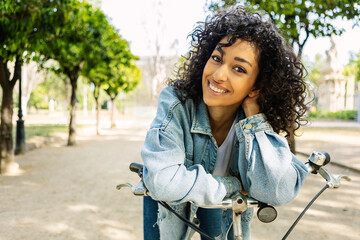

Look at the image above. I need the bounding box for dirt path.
[0,120,359,240]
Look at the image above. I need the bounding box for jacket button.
[245,123,252,129]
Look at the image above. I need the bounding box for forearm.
[237,114,309,205]
[142,128,241,205]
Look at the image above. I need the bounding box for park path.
[0,116,359,240]
[0,121,148,240]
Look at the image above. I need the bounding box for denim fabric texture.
[143,196,160,240]
[141,86,309,239]
[143,197,236,240]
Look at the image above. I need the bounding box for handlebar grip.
[306,151,331,174]
[257,203,277,223]
[323,152,331,166]
[129,162,144,174]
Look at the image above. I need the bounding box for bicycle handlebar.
[304,151,351,188]
[117,151,351,240]
[116,151,350,220]
[129,162,143,176]
[304,151,330,173]
[118,151,335,196]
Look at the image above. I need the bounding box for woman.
[141,6,309,240]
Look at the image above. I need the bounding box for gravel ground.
[0,119,359,240]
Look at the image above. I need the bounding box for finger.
[248,89,260,98]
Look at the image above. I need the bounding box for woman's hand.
[242,89,260,117]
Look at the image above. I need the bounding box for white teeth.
[209,83,226,93]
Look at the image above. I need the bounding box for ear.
[248,89,260,98]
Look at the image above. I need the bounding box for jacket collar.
[190,101,212,136]
[190,100,245,136]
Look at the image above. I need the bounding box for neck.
[208,106,238,130]
[207,106,238,146]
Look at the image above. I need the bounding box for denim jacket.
[141,86,309,239]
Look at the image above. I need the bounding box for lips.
[208,80,229,94]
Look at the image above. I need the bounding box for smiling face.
[202,37,260,112]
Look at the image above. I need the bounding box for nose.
[212,65,228,82]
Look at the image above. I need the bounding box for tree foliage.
[38,0,112,145]
[28,69,67,110]
[344,51,360,82]
[82,9,137,92]
[306,53,325,86]
[207,0,360,57]
[0,0,66,61]
[0,0,67,173]
[103,62,141,100]
[208,0,360,153]
[1,0,140,172]
[102,62,141,129]
[81,9,140,132]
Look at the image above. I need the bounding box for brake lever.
[318,167,351,189]
[116,182,134,191]
[116,180,149,196]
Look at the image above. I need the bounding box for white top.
[212,118,237,177]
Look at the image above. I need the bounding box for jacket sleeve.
[141,128,242,205]
[141,87,242,205]
[237,113,309,206]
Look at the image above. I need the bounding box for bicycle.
[117,151,351,240]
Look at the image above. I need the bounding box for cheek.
[202,60,212,78]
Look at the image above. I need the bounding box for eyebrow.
[234,57,253,68]
[215,46,253,68]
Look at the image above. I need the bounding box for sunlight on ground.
[298,219,358,239]
[17,217,40,226]
[21,181,41,187]
[101,227,136,239]
[98,220,138,240]
[97,219,122,228]
[44,222,69,234]
[2,117,357,240]
[305,208,339,217]
[67,204,99,213]
[2,163,24,176]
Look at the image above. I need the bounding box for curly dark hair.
[168,6,308,137]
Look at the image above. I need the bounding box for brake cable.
[282,184,329,240]
[157,201,214,240]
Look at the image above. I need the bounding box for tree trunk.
[92,84,100,135]
[65,79,71,109]
[288,131,296,154]
[96,97,100,135]
[110,98,116,128]
[0,59,19,174]
[0,87,17,174]
[288,47,307,154]
[67,74,78,146]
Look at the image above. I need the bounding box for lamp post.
[15,68,26,155]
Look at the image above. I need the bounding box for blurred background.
[1,0,359,152]
[1,0,359,239]
[1,1,359,149]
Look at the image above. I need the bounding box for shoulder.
[156,86,183,118]
[158,85,181,106]
[152,86,195,129]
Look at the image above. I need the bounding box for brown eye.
[211,55,221,62]
[234,66,246,73]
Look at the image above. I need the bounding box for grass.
[12,124,82,141]
[24,124,69,139]
[308,110,357,120]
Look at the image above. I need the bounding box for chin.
[203,96,221,107]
